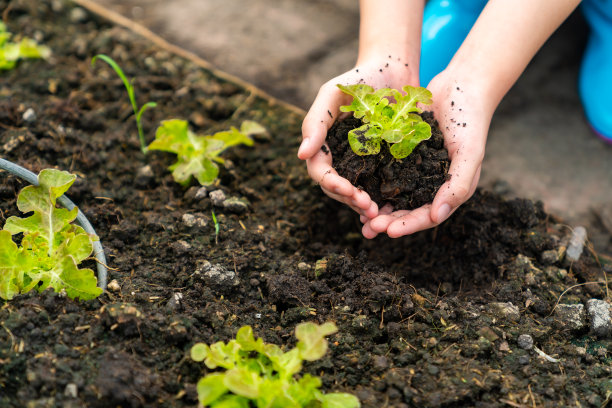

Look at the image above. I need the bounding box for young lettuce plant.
[148,119,266,186]
[0,22,51,70]
[337,84,433,159]
[92,54,157,154]
[0,169,103,300]
[190,322,360,408]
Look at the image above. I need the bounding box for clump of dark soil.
[0,1,610,408]
[327,113,449,209]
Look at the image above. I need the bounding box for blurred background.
[93,0,612,251]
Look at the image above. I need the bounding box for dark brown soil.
[0,1,610,408]
[327,114,449,210]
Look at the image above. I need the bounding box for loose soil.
[0,1,611,408]
[327,114,449,210]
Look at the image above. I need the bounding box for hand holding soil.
[298,60,419,220]
[363,71,493,238]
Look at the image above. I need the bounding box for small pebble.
[488,302,520,322]
[64,383,78,398]
[69,7,88,23]
[586,299,612,337]
[107,279,121,293]
[195,186,209,200]
[22,108,36,123]
[554,304,586,331]
[167,292,183,310]
[518,355,530,365]
[517,334,534,350]
[223,197,249,214]
[297,262,310,271]
[209,190,226,206]
[566,226,587,262]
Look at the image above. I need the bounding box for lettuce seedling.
[190,322,360,408]
[337,84,433,159]
[148,119,266,186]
[0,169,103,300]
[92,54,157,154]
[0,22,51,70]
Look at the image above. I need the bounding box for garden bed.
[0,1,610,407]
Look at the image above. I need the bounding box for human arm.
[298,0,425,218]
[362,0,582,238]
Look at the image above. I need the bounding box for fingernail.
[437,203,451,223]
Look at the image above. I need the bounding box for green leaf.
[0,169,100,301]
[388,121,431,159]
[197,374,229,406]
[211,395,250,408]
[347,125,381,156]
[191,342,210,362]
[338,84,433,159]
[223,367,262,399]
[0,23,50,70]
[0,230,33,300]
[235,326,264,352]
[205,341,240,370]
[149,119,262,186]
[320,393,361,408]
[296,322,338,361]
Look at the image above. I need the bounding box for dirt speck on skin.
[327,114,450,209]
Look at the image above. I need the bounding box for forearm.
[448,0,581,108]
[358,0,424,76]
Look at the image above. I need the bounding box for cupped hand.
[299,60,418,219]
[362,71,494,238]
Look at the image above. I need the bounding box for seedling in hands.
[148,119,266,186]
[0,22,51,70]
[0,169,103,301]
[337,84,433,159]
[92,54,157,154]
[190,322,360,408]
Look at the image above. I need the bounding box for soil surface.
[1,2,611,408]
[327,114,449,210]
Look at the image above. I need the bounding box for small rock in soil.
[517,334,534,350]
[518,355,530,365]
[64,383,78,398]
[223,197,249,214]
[566,226,587,262]
[135,165,155,189]
[196,260,239,289]
[586,299,612,337]
[540,249,561,265]
[107,279,121,293]
[166,292,183,311]
[171,240,192,255]
[195,186,209,200]
[554,304,586,331]
[22,108,36,123]
[182,213,208,229]
[488,302,520,322]
[209,190,226,206]
[69,7,88,23]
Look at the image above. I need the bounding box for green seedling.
[0,22,51,70]
[92,54,157,154]
[190,322,360,408]
[148,119,266,186]
[337,84,433,159]
[211,209,219,244]
[0,169,103,300]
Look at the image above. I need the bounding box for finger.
[431,146,484,224]
[386,205,436,238]
[299,82,349,160]
[361,221,380,239]
[307,152,354,197]
[322,188,367,216]
[368,210,410,233]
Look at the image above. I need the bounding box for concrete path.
[93,0,612,250]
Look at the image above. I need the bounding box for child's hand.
[299,61,419,219]
[361,70,493,238]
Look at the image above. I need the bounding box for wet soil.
[0,1,611,408]
[327,114,449,210]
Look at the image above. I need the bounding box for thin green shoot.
[91,54,157,154]
[212,209,219,244]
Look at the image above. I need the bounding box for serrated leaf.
[347,125,381,156]
[296,322,337,361]
[0,230,33,300]
[37,256,102,300]
[149,119,262,186]
[320,392,361,408]
[388,121,431,159]
[223,367,262,399]
[196,373,229,406]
